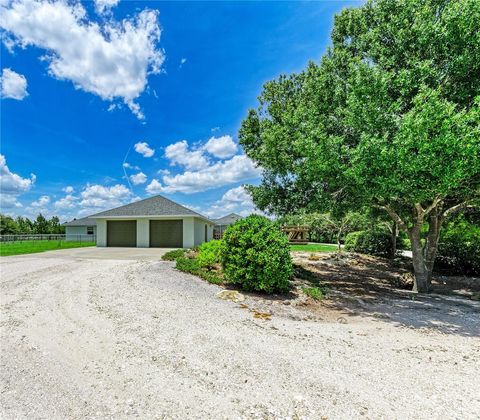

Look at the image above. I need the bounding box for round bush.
[221,215,293,294]
[344,230,393,257]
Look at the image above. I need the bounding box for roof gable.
[63,217,97,227]
[214,213,243,225]
[90,194,207,219]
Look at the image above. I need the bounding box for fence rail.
[0,234,96,243]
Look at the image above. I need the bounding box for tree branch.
[423,195,443,217]
[375,205,408,231]
[443,201,476,219]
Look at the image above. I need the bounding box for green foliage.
[278,212,370,244]
[302,286,324,301]
[161,249,186,261]
[0,214,66,235]
[436,215,480,275]
[344,230,393,257]
[175,257,223,285]
[290,243,337,252]
[0,240,94,257]
[239,0,480,290]
[197,240,222,269]
[221,215,293,294]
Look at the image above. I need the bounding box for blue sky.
[1,0,360,221]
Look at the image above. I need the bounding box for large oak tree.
[239,0,480,292]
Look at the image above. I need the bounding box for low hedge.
[197,240,222,269]
[435,216,480,275]
[344,230,393,257]
[221,215,293,294]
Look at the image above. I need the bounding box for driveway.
[1,252,479,419]
[15,246,176,260]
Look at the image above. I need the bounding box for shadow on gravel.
[292,252,480,338]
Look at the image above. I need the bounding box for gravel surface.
[1,253,479,419]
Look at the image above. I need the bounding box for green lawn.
[0,240,95,257]
[290,243,338,252]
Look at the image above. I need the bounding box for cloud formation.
[150,136,261,194]
[94,0,119,14]
[79,184,132,212]
[0,68,28,100]
[202,186,256,218]
[165,140,209,171]
[203,135,238,159]
[134,142,155,158]
[31,195,50,207]
[0,154,36,209]
[130,171,147,185]
[0,0,164,119]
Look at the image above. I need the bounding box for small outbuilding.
[213,213,243,239]
[87,195,214,248]
[63,217,97,241]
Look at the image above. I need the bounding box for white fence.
[0,234,96,243]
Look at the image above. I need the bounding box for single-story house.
[63,217,97,241]
[82,195,214,248]
[213,213,243,239]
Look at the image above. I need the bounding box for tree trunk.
[391,221,398,258]
[409,228,431,292]
[408,215,442,293]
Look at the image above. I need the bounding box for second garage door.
[150,220,183,248]
[107,220,137,247]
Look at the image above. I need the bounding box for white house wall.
[137,219,149,248]
[95,217,212,248]
[96,219,107,247]
[194,218,214,246]
[65,226,96,242]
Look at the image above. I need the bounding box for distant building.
[63,217,97,241]
[213,213,243,239]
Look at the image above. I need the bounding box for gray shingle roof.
[90,195,208,219]
[214,213,243,226]
[63,217,97,227]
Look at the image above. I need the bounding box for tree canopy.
[239,0,480,292]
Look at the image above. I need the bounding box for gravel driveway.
[1,251,479,419]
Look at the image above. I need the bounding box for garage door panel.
[150,220,183,248]
[107,221,137,247]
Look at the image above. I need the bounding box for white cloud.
[95,0,119,14]
[123,162,140,170]
[130,171,147,185]
[157,168,170,176]
[0,154,35,209]
[0,68,28,100]
[145,179,162,195]
[202,186,256,218]
[0,0,164,119]
[153,154,261,194]
[30,195,50,207]
[134,141,155,157]
[79,184,132,211]
[203,135,238,159]
[164,140,209,170]
[63,185,74,193]
[54,194,77,210]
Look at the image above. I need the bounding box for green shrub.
[221,215,293,294]
[302,286,324,301]
[436,216,480,275]
[175,256,223,284]
[344,230,393,257]
[197,240,222,269]
[161,249,185,261]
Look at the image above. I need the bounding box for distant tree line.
[0,214,65,235]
